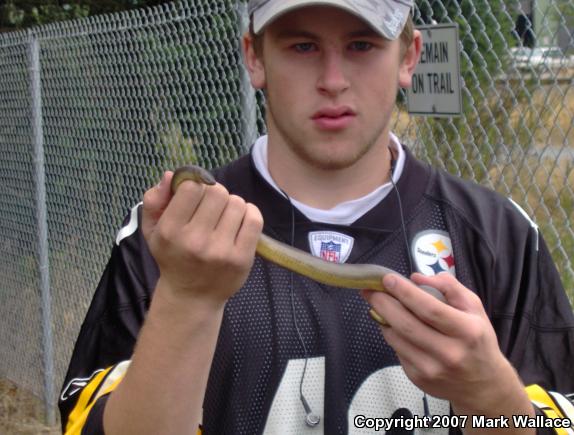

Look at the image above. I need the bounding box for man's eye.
[293,42,316,53]
[349,41,373,51]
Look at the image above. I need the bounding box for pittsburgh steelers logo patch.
[411,230,456,276]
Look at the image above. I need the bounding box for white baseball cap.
[247,0,413,41]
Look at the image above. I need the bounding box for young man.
[60,1,574,434]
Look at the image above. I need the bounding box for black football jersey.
[59,146,574,435]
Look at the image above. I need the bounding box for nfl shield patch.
[308,231,354,263]
[320,241,341,262]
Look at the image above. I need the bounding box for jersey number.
[263,357,449,434]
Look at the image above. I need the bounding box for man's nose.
[316,50,350,96]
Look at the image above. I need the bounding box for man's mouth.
[312,106,356,119]
[312,107,356,130]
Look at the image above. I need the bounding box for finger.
[381,273,478,335]
[235,203,263,253]
[367,289,454,357]
[214,195,247,242]
[185,183,230,232]
[381,318,443,389]
[364,289,415,331]
[142,171,174,237]
[412,273,483,312]
[379,325,442,382]
[162,178,208,228]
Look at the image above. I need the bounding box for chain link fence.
[0,0,572,425]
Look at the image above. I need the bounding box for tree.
[0,0,172,31]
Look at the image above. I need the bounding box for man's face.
[245,6,419,172]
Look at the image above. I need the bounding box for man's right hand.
[141,170,264,307]
[104,170,262,435]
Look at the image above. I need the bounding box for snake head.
[171,165,216,194]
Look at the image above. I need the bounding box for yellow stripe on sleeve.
[65,361,130,435]
[65,367,112,433]
[65,372,125,435]
[63,361,204,435]
[526,384,574,435]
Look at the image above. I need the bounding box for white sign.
[407,24,462,117]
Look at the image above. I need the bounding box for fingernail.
[383,274,397,290]
[157,173,165,189]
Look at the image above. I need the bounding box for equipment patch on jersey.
[411,230,456,276]
[308,231,354,263]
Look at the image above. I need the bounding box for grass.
[0,378,60,435]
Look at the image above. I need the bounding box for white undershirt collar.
[251,134,405,225]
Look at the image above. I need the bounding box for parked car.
[511,46,574,69]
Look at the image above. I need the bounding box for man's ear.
[242,32,266,89]
[399,29,422,88]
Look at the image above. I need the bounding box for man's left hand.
[361,273,535,432]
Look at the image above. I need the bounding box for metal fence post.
[236,1,258,151]
[28,29,56,426]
